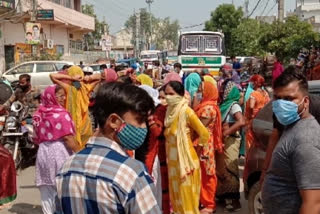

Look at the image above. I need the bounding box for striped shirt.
[55,137,161,214]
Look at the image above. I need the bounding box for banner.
[101,34,112,51]
[25,22,41,44]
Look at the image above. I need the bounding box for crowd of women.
[0,61,271,214]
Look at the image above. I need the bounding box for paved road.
[2,165,249,214]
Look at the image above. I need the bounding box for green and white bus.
[178,31,226,76]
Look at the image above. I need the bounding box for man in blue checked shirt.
[55,82,161,214]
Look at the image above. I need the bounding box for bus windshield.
[141,54,158,59]
[180,34,223,55]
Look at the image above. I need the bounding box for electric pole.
[146,0,153,50]
[135,11,140,57]
[278,0,284,22]
[31,0,38,21]
[245,0,249,18]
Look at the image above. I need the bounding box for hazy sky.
[83,0,297,34]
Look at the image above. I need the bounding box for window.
[180,34,223,55]
[56,45,65,55]
[9,63,34,74]
[55,63,68,71]
[36,63,55,73]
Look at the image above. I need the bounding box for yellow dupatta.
[67,66,93,148]
[165,95,196,180]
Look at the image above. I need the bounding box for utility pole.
[146,0,153,50]
[135,11,140,57]
[245,0,249,18]
[31,0,38,21]
[278,0,284,22]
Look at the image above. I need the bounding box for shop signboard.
[37,10,54,21]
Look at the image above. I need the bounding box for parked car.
[243,80,320,214]
[2,61,74,90]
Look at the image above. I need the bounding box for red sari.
[144,104,170,214]
[0,145,17,205]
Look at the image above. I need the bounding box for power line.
[248,0,263,18]
[266,1,277,16]
[261,0,270,16]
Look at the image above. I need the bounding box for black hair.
[115,65,125,72]
[94,82,155,128]
[100,64,107,70]
[153,60,160,66]
[117,75,133,84]
[62,65,71,70]
[273,66,308,95]
[32,25,39,29]
[55,85,63,93]
[80,61,83,65]
[173,62,182,70]
[159,85,166,93]
[231,55,236,59]
[26,32,32,36]
[165,81,185,96]
[19,74,31,82]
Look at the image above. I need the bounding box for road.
[2,164,249,214]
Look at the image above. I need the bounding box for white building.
[0,0,94,71]
[295,0,320,32]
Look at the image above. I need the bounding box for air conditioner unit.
[46,39,54,49]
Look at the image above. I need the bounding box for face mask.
[116,117,147,150]
[165,95,182,106]
[272,98,305,126]
[196,92,203,102]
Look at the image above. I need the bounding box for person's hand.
[148,115,156,126]
[72,75,83,82]
[0,105,4,111]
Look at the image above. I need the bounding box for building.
[110,29,134,60]
[0,0,94,71]
[256,16,277,24]
[295,0,320,32]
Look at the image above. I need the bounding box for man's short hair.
[273,66,308,95]
[19,74,31,82]
[173,63,182,70]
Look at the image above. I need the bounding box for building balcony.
[20,0,94,33]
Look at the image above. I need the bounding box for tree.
[204,4,244,55]
[82,4,109,51]
[259,16,319,62]
[125,9,180,50]
[230,18,271,56]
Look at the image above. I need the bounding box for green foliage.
[259,16,319,62]
[204,4,244,55]
[82,4,109,51]
[230,18,271,56]
[205,6,318,61]
[125,8,180,50]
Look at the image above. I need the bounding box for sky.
[83,0,297,34]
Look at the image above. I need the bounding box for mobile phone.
[72,81,81,90]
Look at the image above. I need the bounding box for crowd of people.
[1,55,320,214]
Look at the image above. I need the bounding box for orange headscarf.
[194,82,223,153]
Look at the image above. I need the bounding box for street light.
[146,0,153,49]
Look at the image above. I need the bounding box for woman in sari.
[194,82,223,214]
[0,145,16,210]
[245,75,270,152]
[50,66,101,149]
[33,85,78,214]
[217,81,245,212]
[185,73,202,105]
[164,81,209,214]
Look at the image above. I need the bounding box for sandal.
[200,207,216,214]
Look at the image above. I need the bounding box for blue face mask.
[116,118,148,150]
[272,99,305,126]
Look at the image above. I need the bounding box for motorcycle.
[1,101,37,168]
